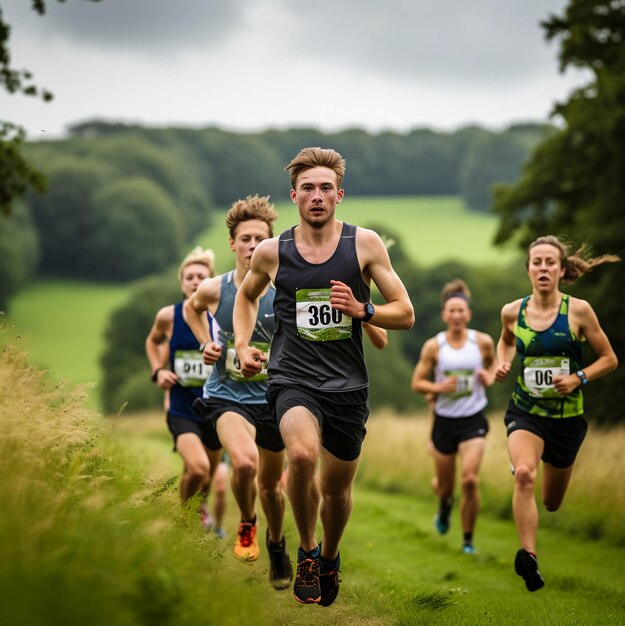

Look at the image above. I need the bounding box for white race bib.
[173,350,213,387]
[523,356,569,398]
[295,288,352,342]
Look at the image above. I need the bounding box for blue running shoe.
[462,543,476,555]
[434,512,450,534]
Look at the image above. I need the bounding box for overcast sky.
[0,0,589,139]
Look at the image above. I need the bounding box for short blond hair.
[225,194,278,239]
[178,246,215,282]
[284,147,346,189]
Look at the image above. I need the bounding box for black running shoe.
[293,548,320,604]
[266,529,293,591]
[319,552,341,607]
[514,548,545,592]
[434,497,453,534]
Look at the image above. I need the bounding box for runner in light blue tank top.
[204,270,275,404]
[184,195,293,591]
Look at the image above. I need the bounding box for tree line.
[0,121,546,308]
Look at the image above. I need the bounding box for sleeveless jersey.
[512,294,584,418]
[434,329,488,418]
[269,222,370,392]
[203,271,276,404]
[168,301,215,420]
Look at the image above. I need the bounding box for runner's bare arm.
[495,301,521,382]
[183,276,222,365]
[354,228,414,330]
[233,238,277,375]
[145,305,178,388]
[553,298,618,393]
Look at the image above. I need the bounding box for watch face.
[365,302,375,318]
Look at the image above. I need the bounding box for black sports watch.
[362,302,375,322]
[198,341,208,352]
[576,370,588,385]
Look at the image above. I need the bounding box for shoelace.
[238,523,255,547]
[296,558,319,587]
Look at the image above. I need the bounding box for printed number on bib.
[296,288,352,342]
[174,350,213,387]
[444,369,474,399]
[226,340,270,382]
[523,356,570,398]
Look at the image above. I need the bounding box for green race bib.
[225,339,270,382]
[443,368,474,399]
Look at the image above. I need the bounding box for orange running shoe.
[233,520,259,561]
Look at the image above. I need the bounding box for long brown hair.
[526,235,620,284]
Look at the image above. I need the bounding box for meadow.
[1,343,624,626]
[2,280,129,409]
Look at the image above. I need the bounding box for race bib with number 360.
[295,288,352,342]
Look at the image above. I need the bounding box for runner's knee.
[513,464,536,490]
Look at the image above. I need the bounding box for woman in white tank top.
[411,279,496,554]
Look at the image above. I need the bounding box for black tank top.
[269,222,370,392]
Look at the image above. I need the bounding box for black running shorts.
[267,384,369,462]
[192,397,284,453]
[166,413,222,451]
[431,410,489,455]
[504,402,588,469]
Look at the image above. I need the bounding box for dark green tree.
[87,177,184,280]
[0,201,39,309]
[460,133,530,212]
[492,0,625,423]
[28,156,114,274]
[100,273,180,414]
[0,0,100,214]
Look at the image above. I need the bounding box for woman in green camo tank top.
[495,235,619,593]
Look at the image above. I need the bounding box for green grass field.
[2,280,128,408]
[201,196,518,273]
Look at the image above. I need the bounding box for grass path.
[112,414,625,626]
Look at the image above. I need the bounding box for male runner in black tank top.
[233,147,414,606]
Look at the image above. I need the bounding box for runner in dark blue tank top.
[184,195,293,591]
[145,246,228,536]
[234,147,414,606]
[495,235,618,592]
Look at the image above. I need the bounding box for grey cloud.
[5,0,253,53]
[3,0,570,84]
[275,0,569,85]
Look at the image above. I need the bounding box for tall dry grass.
[0,344,269,626]
[358,409,625,545]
